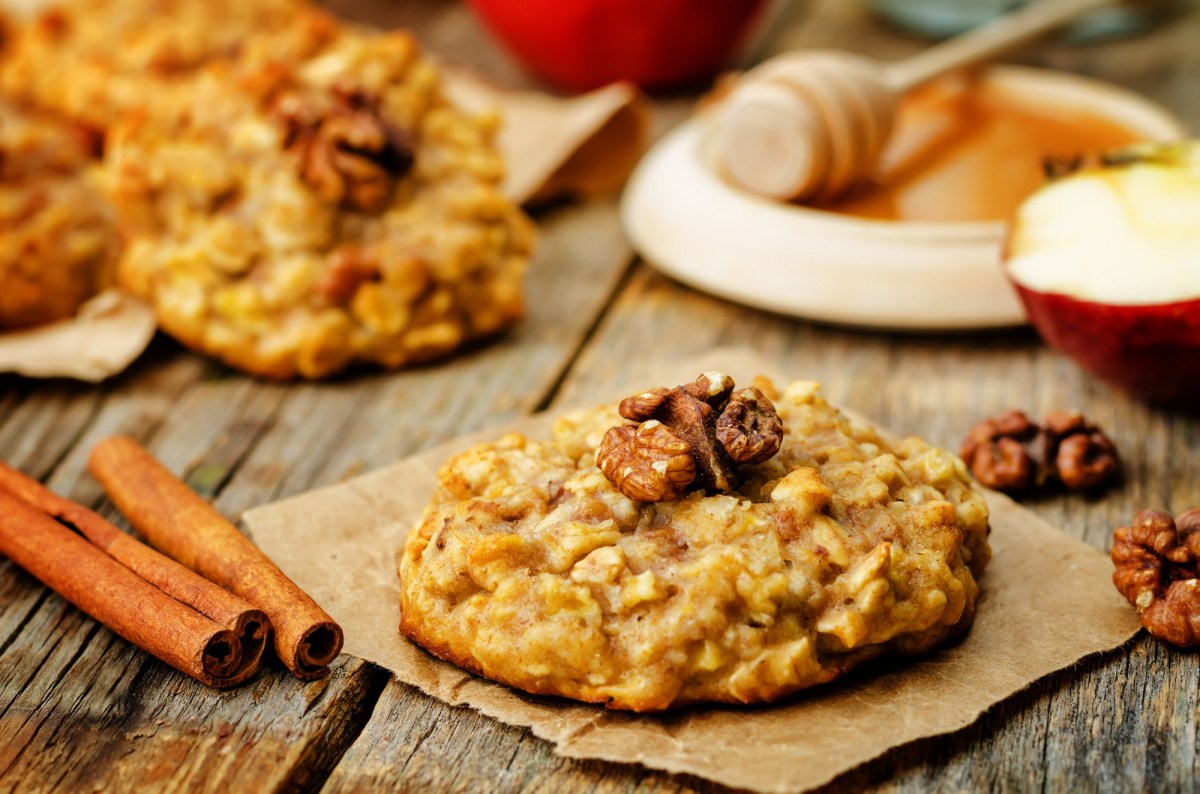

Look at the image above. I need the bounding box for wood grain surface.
[2,0,1198,791]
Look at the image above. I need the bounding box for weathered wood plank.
[323,678,709,794]
[0,379,31,428]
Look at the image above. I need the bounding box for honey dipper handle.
[883,0,1115,92]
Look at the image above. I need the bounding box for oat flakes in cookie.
[102,16,533,379]
[399,376,991,712]
[0,0,308,133]
[0,98,116,330]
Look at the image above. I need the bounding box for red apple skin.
[1013,284,1200,411]
[467,0,767,91]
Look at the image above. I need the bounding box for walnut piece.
[617,374,734,493]
[1043,410,1121,491]
[618,388,669,421]
[1111,508,1200,647]
[717,387,783,464]
[681,371,735,407]
[595,421,696,502]
[274,88,413,213]
[960,409,1119,495]
[959,409,1043,493]
[319,244,381,304]
[599,373,783,502]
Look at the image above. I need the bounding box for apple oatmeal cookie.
[0,0,309,133]
[102,19,533,378]
[399,377,991,712]
[0,98,116,329]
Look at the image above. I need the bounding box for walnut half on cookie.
[399,378,991,711]
[596,373,784,501]
[103,17,533,379]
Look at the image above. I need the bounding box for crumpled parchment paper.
[0,291,157,382]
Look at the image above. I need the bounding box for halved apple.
[1005,142,1200,410]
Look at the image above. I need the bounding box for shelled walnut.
[596,373,783,502]
[959,409,1119,495]
[1111,509,1200,647]
[1042,410,1121,491]
[596,421,695,502]
[273,87,414,213]
[958,409,1043,493]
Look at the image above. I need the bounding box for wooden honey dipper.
[711,0,1117,201]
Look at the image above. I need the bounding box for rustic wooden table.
[2,1,1198,791]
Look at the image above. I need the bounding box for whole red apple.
[467,0,768,91]
[1005,142,1200,411]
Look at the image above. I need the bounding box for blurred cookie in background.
[104,20,533,379]
[0,0,310,134]
[0,98,117,330]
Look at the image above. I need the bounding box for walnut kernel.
[598,374,784,502]
[716,387,783,464]
[959,409,1042,493]
[1111,508,1200,647]
[1043,410,1121,491]
[619,388,670,422]
[596,422,696,502]
[960,409,1120,495]
[274,88,413,213]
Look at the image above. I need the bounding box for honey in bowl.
[820,78,1142,223]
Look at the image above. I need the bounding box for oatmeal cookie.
[399,379,991,712]
[0,0,309,133]
[0,99,116,329]
[102,19,533,378]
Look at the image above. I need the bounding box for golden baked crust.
[0,99,115,329]
[102,18,533,379]
[0,0,308,132]
[399,379,991,712]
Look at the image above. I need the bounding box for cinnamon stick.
[89,436,343,680]
[0,461,270,680]
[0,488,260,688]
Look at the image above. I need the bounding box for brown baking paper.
[0,290,157,382]
[443,71,648,205]
[249,353,1141,792]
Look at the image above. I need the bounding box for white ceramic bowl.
[621,65,1186,330]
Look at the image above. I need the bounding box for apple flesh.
[1005,142,1200,410]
